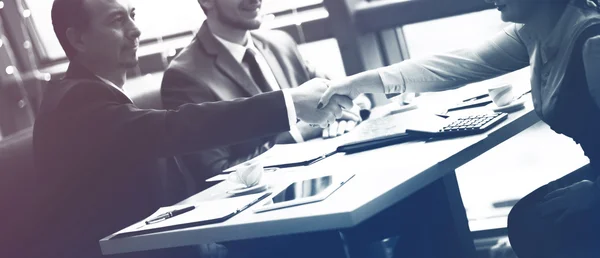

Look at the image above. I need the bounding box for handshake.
[288,78,365,136]
[288,73,385,134]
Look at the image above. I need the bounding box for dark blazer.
[161,21,324,180]
[30,61,289,258]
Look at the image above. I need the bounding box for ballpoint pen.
[462,93,489,102]
[145,205,195,225]
[437,89,532,117]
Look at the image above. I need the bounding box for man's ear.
[198,0,215,12]
[66,27,86,54]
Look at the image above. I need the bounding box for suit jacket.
[161,21,325,181]
[29,61,289,258]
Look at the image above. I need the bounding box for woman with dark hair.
[319,0,600,257]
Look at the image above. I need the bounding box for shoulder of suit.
[253,29,297,48]
[166,39,209,73]
[39,78,119,114]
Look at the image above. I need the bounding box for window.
[25,0,204,61]
[24,0,324,63]
[399,9,530,102]
[262,0,323,15]
[297,38,346,79]
[400,9,510,58]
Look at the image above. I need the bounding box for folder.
[110,192,271,239]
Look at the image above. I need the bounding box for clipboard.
[110,192,271,239]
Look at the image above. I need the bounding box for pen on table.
[236,192,271,213]
[145,205,195,225]
[516,89,532,100]
[462,93,489,102]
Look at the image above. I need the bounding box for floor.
[455,120,589,257]
[458,120,589,230]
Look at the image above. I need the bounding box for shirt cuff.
[281,89,304,143]
[289,125,305,143]
[378,67,406,95]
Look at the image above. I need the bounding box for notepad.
[110,192,271,239]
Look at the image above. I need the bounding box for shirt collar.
[213,33,256,63]
[541,3,582,63]
[522,0,597,64]
[95,74,131,100]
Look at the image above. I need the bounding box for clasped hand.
[290,78,355,128]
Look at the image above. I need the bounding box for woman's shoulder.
[500,23,529,45]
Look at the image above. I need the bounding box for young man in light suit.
[161,0,371,184]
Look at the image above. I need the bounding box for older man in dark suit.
[27,1,351,258]
[161,0,370,183]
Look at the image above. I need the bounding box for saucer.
[491,98,526,113]
[226,183,268,195]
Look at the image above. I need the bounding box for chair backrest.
[0,127,35,201]
[0,127,38,253]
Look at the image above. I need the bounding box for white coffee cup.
[227,161,264,188]
[488,83,514,107]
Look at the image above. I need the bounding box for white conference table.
[100,90,540,257]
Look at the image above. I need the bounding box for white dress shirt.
[214,33,304,142]
[214,34,281,92]
[95,75,133,103]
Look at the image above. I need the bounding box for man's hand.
[317,73,385,110]
[322,108,361,139]
[290,78,354,127]
[538,180,600,223]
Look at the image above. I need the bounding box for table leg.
[340,170,475,258]
[420,171,476,258]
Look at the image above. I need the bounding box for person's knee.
[507,195,543,255]
[507,204,524,246]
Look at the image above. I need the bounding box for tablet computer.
[253,173,355,213]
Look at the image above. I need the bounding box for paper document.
[223,138,345,173]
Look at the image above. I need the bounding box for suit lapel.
[252,33,291,90]
[197,22,261,96]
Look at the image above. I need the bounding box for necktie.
[242,48,272,93]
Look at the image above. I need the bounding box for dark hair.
[51,0,90,59]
